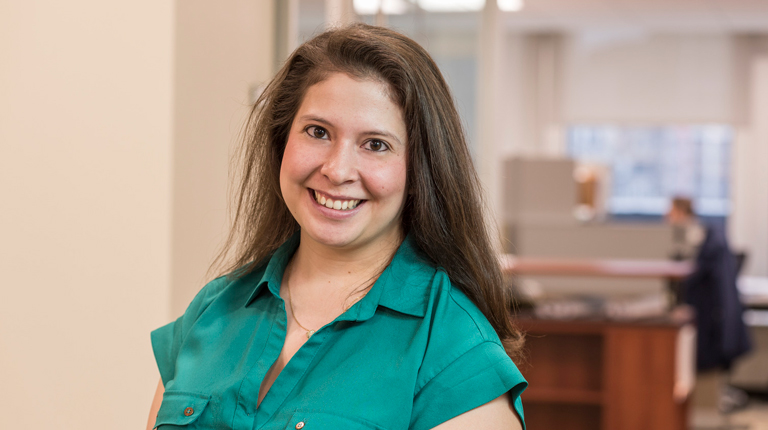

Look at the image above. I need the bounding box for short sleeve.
[150,276,231,386]
[410,341,527,430]
[151,317,181,386]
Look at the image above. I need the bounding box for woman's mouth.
[312,189,363,211]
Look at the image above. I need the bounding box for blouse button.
[184,407,194,416]
[295,421,305,429]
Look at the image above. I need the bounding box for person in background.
[667,197,751,406]
[667,196,706,261]
[146,24,527,430]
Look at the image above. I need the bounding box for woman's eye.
[306,126,328,139]
[365,140,389,152]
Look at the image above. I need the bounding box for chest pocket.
[285,411,389,430]
[154,391,211,429]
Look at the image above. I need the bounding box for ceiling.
[343,0,768,31]
[503,0,768,31]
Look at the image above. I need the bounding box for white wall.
[0,1,174,428]
[0,0,275,428]
[563,32,734,123]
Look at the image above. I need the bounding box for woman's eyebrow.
[362,130,403,146]
[298,115,333,127]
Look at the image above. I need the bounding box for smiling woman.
[147,24,526,430]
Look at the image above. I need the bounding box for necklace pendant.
[306,330,315,339]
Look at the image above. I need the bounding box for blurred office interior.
[2,0,768,428]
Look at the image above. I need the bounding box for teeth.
[312,190,361,211]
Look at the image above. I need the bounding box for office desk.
[501,255,693,280]
[503,258,696,429]
[516,310,695,430]
[502,255,693,305]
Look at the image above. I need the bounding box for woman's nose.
[320,141,358,185]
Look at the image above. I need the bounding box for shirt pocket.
[285,411,389,430]
[154,391,211,429]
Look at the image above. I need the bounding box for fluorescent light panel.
[498,0,523,12]
[353,0,523,15]
[418,0,484,12]
[353,0,410,15]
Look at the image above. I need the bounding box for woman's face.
[280,72,408,254]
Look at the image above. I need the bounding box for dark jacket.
[683,225,751,371]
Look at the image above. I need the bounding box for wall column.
[731,55,768,276]
[478,0,505,241]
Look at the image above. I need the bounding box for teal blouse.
[151,235,527,430]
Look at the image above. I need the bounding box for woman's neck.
[286,231,402,298]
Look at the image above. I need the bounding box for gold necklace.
[285,278,316,339]
[284,258,368,339]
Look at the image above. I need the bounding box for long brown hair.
[215,23,524,360]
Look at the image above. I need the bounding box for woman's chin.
[301,228,360,250]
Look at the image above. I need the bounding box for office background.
[2,0,767,428]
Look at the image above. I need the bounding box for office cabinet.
[518,315,693,430]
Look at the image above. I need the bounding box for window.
[568,124,732,217]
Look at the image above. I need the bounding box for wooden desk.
[516,311,695,430]
[501,255,693,281]
[503,255,696,428]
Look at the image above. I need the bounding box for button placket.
[256,330,333,430]
[235,297,286,430]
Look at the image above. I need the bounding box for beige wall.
[0,1,174,428]
[171,0,274,317]
[0,0,274,428]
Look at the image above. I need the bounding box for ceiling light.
[356,0,523,15]
[498,0,524,12]
[353,0,410,15]
[417,0,485,12]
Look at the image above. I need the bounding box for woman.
[147,24,527,430]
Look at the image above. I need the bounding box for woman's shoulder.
[182,259,271,322]
[426,269,503,345]
[395,237,502,338]
[187,275,233,310]
[387,238,505,347]
[412,269,527,430]
[410,269,514,383]
[172,275,234,334]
